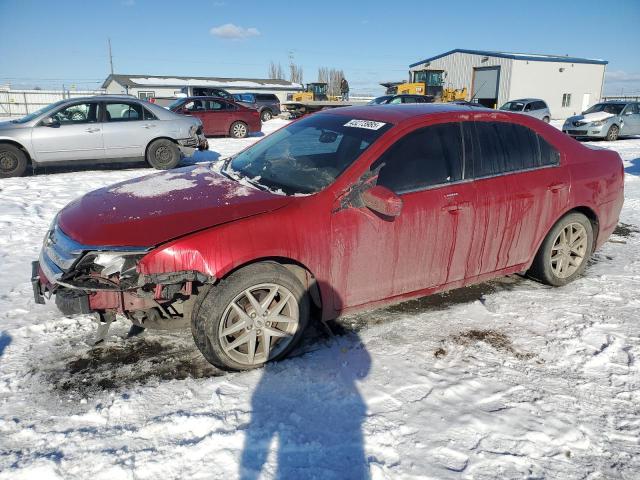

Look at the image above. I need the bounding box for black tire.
[0,144,28,178]
[191,262,310,371]
[527,212,594,287]
[542,116,550,123]
[229,121,249,139]
[146,139,181,170]
[606,125,619,142]
[260,109,273,122]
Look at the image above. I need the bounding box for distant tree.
[318,67,329,84]
[289,63,303,84]
[268,61,284,80]
[317,67,344,97]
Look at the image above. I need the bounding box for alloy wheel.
[550,222,588,278]
[232,123,247,138]
[217,283,299,366]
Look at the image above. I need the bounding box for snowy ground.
[0,119,639,479]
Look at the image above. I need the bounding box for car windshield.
[11,100,66,123]
[368,96,392,105]
[500,101,525,112]
[167,99,186,110]
[228,114,392,195]
[583,103,625,115]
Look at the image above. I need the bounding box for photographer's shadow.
[239,328,371,480]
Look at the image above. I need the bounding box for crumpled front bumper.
[178,133,209,155]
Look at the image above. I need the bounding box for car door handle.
[441,202,469,213]
[85,127,100,133]
[143,124,157,129]
[547,183,568,193]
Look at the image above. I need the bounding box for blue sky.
[0,0,638,95]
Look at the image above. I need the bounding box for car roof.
[181,96,231,100]
[60,95,139,102]
[319,103,493,123]
[510,98,545,103]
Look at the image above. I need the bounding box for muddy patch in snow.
[451,329,535,360]
[613,222,639,238]
[46,336,223,395]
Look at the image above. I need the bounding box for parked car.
[232,93,281,122]
[179,86,232,99]
[368,94,434,105]
[0,96,207,178]
[562,101,640,141]
[499,98,551,122]
[32,104,623,371]
[169,96,261,138]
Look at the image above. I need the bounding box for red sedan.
[33,104,624,370]
[169,96,261,138]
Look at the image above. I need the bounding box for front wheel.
[229,121,248,139]
[146,139,181,169]
[0,144,28,178]
[606,125,619,142]
[527,212,593,286]
[542,116,550,123]
[191,263,310,371]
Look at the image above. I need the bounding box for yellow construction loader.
[395,82,468,102]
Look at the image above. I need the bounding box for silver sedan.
[0,96,207,178]
[562,101,640,141]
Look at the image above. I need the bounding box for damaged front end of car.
[32,219,214,341]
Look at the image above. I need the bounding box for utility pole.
[108,37,114,75]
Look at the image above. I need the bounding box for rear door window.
[472,121,558,176]
[373,123,464,193]
[104,102,146,122]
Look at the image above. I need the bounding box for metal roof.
[101,74,302,90]
[409,49,608,68]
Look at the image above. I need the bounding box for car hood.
[0,120,24,130]
[58,164,293,247]
[566,111,615,124]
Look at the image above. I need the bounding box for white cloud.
[210,23,260,40]
[605,70,640,83]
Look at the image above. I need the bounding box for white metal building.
[102,74,303,103]
[409,49,608,119]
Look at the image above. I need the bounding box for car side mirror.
[361,185,403,217]
[42,116,60,127]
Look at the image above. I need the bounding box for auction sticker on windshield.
[344,119,387,130]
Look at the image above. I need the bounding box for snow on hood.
[568,111,615,123]
[57,164,293,247]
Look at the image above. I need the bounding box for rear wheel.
[528,212,593,286]
[0,144,28,178]
[542,116,550,123]
[146,139,181,169]
[229,121,248,139]
[260,109,273,122]
[191,263,310,371]
[606,125,619,142]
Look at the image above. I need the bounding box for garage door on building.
[472,67,500,108]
